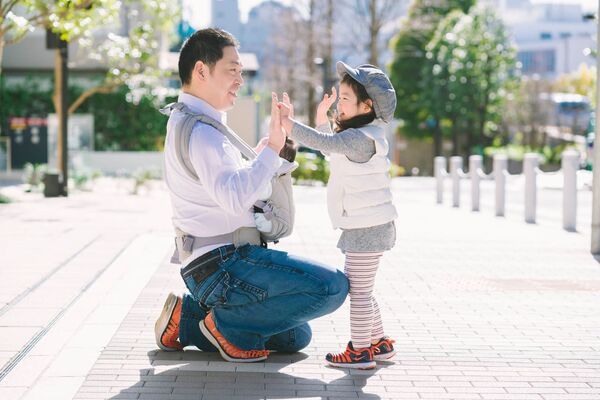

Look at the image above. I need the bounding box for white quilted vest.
[327,123,398,229]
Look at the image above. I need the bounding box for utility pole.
[592,0,600,254]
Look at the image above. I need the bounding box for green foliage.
[388,0,475,139]
[420,5,517,154]
[131,167,160,195]
[2,0,119,46]
[23,162,47,191]
[483,143,573,165]
[72,167,102,191]
[2,0,178,112]
[0,192,11,204]
[81,85,176,151]
[389,163,406,177]
[292,152,330,184]
[0,77,175,151]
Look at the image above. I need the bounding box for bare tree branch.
[1,0,21,18]
[68,84,119,114]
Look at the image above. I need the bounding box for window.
[518,50,556,74]
[540,32,552,40]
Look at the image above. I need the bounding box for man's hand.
[316,86,337,126]
[268,93,286,153]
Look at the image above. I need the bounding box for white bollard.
[524,153,539,224]
[469,155,482,212]
[562,150,579,231]
[434,156,446,204]
[450,156,462,208]
[494,154,507,217]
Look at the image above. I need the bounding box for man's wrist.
[267,142,282,153]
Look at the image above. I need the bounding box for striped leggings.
[344,252,385,350]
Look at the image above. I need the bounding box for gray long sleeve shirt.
[291,121,396,253]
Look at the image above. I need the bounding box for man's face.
[204,46,244,111]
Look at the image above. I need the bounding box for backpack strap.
[160,102,258,181]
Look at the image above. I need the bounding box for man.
[155,28,349,362]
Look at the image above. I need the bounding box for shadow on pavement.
[107,349,387,400]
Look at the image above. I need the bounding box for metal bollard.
[524,153,539,224]
[470,155,482,212]
[562,150,579,231]
[494,154,507,217]
[450,156,462,208]
[434,156,446,204]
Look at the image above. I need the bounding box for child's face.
[336,82,372,121]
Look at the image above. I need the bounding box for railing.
[435,150,581,231]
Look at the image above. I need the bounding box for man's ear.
[363,99,373,112]
[194,61,207,81]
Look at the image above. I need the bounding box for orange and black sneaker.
[199,311,270,363]
[371,336,396,361]
[154,293,183,351]
[325,342,376,369]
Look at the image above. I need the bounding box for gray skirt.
[337,221,396,253]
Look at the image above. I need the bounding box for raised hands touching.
[267,92,286,153]
[277,92,294,136]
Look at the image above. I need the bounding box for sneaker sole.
[199,319,267,363]
[374,350,396,361]
[326,360,376,370]
[154,293,180,352]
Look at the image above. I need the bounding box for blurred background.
[0,0,597,187]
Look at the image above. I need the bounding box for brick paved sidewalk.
[68,179,600,400]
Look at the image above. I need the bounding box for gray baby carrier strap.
[160,102,295,264]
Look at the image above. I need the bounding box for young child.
[277,62,398,370]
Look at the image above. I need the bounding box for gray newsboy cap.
[336,61,397,123]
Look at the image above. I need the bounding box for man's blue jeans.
[179,244,349,351]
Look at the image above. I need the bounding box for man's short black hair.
[178,28,239,86]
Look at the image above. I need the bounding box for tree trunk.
[433,119,442,156]
[324,0,333,89]
[369,0,378,65]
[53,49,63,172]
[0,38,4,77]
[306,0,316,126]
[467,120,475,160]
[477,109,485,153]
[451,121,459,156]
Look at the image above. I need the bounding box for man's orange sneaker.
[155,293,183,351]
[199,311,269,362]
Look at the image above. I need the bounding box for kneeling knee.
[326,270,349,306]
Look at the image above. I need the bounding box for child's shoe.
[325,342,376,369]
[371,336,396,361]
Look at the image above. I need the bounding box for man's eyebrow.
[230,60,243,68]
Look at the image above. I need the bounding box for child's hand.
[278,92,294,135]
[317,86,337,118]
[282,92,294,119]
